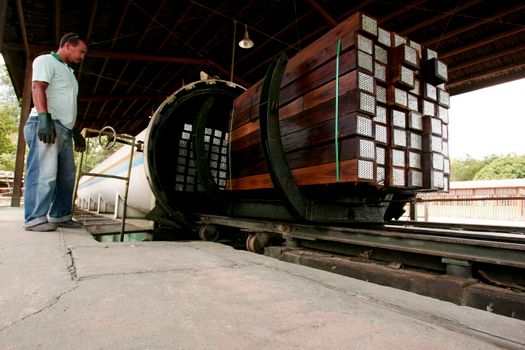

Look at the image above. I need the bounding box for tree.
[450,155,496,181]
[0,64,19,171]
[474,155,525,180]
[79,141,123,172]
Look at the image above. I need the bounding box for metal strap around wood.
[193,97,223,203]
[259,54,310,220]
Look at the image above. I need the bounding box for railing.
[73,126,143,241]
[409,194,525,222]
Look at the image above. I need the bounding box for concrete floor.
[1,206,524,350]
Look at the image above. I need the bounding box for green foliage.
[77,141,124,172]
[450,155,496,181]
[0,65,19,171]
[474,155,525,180]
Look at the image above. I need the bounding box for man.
[23,33,88,231]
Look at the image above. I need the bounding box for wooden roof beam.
[89,50,211,66]
[239,10,311,71]
[449,70,525,95]
[78,95,165,102]
[0,0,7,50]
[85,0,98,43]
[424,3,525,46]
[149,3,196,92]
[449,44,525,73]
[15,0,30,58]
[104,0,168,121]
[158,2,194,48]
[339,0,374,19]
[197,0,257,55]
[401,0,482,36]
[54,0,61,45]
[86,0,132,121]
[447,62,525,90]
[77,0,98,84]
[3,43,213,64]
[378,0,427,25]
[305,0,337,26]
[440,26,525,59]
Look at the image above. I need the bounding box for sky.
[448,78,525,160]
[1,54,523,160]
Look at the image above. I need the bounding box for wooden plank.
[233,11,365,116]
[232,112,374,161]
[228,159,373,190]
[231,135,376,178]
[231,90,373,154]
[86,223,153,236]
[232,49,361,127]
[231,70,376,147]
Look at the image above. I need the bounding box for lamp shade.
[239,25,254,49]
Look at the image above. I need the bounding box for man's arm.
[32,81,56,144]
[32,81,49,113]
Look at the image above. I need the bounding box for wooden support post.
[11,58,32,207]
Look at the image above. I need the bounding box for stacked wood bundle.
[227,12,450,192]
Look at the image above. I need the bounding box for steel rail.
[379,224,525,244]
[199,214,525,269]
[415,196,525,202]
[387,220,525,233]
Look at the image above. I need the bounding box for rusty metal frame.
[73,127,141,242]
[199,214,525,269]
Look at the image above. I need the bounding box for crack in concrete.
[77,267,199,281]
[59,231,78,280]
[76,263,243,281]
[256,253,525,349]
[66,248,78,280]
[33,233,524,349]
[0,285,79,333]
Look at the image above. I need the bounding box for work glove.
[72,128,86,152]
[37,112,56,144]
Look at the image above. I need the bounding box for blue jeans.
[23,116,76,227]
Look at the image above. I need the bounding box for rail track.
[198,214,525,319]
[199,214,525,267]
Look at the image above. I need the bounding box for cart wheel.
[246,233,256,252]
[198,224,219,241]
[246,233,267,254]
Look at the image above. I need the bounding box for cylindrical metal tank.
[77,76,408,226]
[77,78,246,222]
[76,129,155,217]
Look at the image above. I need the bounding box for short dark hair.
[59,33,83,48]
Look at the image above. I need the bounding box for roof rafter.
[440,26,525,59]
[106,0,169,121]
[447,62,525,90]
[401,0,482,36]
[15,0,29,58]
[77,0,99,83]
[305,0,337,26]
[424,3,525,47]
[449,44,525,73]
[0,0,7,49]
[54,0,61,45]
[378,0,426,25]
[78,95,164,102]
